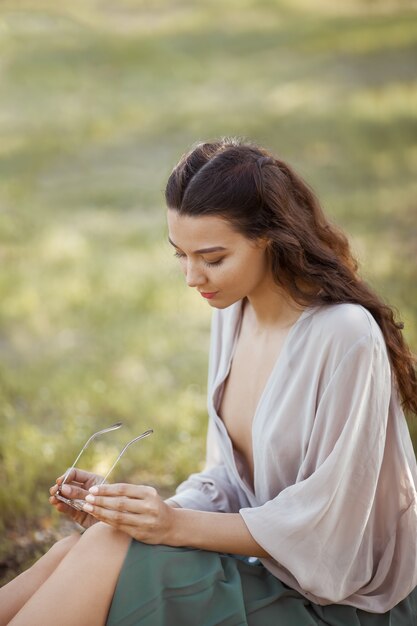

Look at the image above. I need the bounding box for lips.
[200,291,218,299]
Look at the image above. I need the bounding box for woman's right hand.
[49,468,104,529]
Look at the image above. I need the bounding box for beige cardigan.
[170,301,417,612]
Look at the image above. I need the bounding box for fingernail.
[89,486,98,494]
[85,494,95,503]
[83,503,93,512]
[61,485,71,495]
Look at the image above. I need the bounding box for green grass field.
[1,0,417,582]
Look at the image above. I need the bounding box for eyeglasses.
[55,422,153,511]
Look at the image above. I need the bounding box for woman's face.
[167,210,271,309]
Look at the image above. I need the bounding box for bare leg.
[8,523,131,626]
[0,534,80,626]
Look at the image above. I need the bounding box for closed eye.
[173,251,224,267]
[203,258,223,267]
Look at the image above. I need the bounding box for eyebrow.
[168,237,226,254]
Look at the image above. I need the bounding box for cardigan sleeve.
[239,333,409,603]
[167,417,242,512]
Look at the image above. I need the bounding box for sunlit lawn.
[1,0,417,581]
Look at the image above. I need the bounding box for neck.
[244,278,305,331]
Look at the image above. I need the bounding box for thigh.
[236,558,320,626]
[107,546,319,626]
[106,546,417,626]
[43,533,81,563]
[106,543,248,626]
[238,559,417,626]
[8,524,132,626]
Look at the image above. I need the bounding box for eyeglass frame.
[55,422,154,511]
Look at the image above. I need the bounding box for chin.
[206,295,241,310]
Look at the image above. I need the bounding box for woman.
[1,138,417,625]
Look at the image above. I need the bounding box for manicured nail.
[89,486,99,494]
[61,484,71,495]
[85,494,95,503]
[83,503,93,512]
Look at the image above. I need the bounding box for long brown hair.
[165,138,417,416]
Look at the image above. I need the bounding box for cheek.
[245,248,267,271]
[221,256,261,287]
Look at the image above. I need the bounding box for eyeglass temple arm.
[61,422,123,488]
[99,429,154,485]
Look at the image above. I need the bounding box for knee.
[28,533,80,578]
[47,533,80,560]
[79,522,130,551]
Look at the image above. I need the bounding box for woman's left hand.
[82,483,176,545]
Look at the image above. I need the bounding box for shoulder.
[305,303,384,347]
[294,303,389,376]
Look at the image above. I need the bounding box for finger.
[50,493,92,525]
[52,501,72,514]
[49,495,76,515]
[58,483,89,500]
[56,468,97,486]
[50,484,59,496]
[82,501,146,528]
[84,493,152,515]
[50,491,69,505]
[89,483,157,500]
[50,482,80,495]
[70,468,101,483]
[56,468,75,485]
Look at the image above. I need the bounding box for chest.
[218,328,289,483]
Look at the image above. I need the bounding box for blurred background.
[1,0,416,583]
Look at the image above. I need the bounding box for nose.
[185,261,206,288]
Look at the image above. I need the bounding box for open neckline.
[213,300,314,497]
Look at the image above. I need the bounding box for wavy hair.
[165,138,417,416]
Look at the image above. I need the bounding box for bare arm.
[83,484,269,557]
[169,508,269,557]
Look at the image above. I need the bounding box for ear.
[255,236,271,251]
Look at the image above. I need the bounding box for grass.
[1,0,417,581]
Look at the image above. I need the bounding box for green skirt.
[106,541,417,626]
